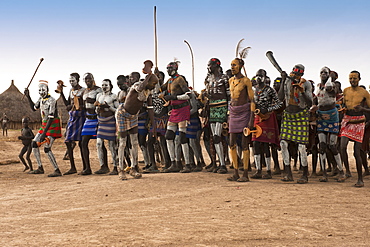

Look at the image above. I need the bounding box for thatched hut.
[0,80,41,130]
[56,95,70,127]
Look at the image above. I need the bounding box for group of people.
[17,57,370,187]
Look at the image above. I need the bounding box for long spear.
[154,6,158,70]
[184,40,194,88]
[21,57,44,100]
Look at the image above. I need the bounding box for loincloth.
[97,115,116,141]
[186,116,202,139]
[38,117,62,138]
[209,99,228,123]
[252,111,280,146]
[81,113,98,139]
[138,112,148,136]
[116,105,138,132]
[168,100,190,123]
[229,102,251,133]
[149,115,169,136]
[339,114,365,143]
[317,108,340,133]
[280,109,309,145]
[65,110,86,141]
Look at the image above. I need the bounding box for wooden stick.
[154,6,158,69]
[184,40,194,88]
[21,57,44,100]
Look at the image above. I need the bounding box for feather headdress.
[235,38,251,60]
[173,57,181,67]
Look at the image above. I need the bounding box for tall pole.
[154,6,158,69]
[184,40,194,88]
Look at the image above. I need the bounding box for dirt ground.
[1,129,370,247]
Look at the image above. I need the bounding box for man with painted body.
[24,80,63,177]
[204,58,230,173]
[312,67,345,182]
[186,88,205,171]
[80,73,103,175]
[58,73,86,175]
[116,60,158,180]
[95,79,120,175]
[339,71,370,187]
[278,64,312,183]
[116,75,132,169]
[160,61,192,173]
[251,69,282,179]
[227,58,255,182]
[131,73,152,171]
[146,71,171,172]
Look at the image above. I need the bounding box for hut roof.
[0,81,41,122]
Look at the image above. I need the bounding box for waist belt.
[86,114,97,120]
[172,101,189,109]
[209,100,227,107]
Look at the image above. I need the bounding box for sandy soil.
[1,129,370,247]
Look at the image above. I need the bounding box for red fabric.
[38,117,62,138]
[252,112,280,146]
[339,115,365,143]
[168,100,190,123]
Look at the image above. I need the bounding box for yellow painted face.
[231,59,241,75]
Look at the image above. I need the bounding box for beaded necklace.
[168,74,179,94]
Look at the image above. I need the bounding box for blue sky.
[1,0,370,99]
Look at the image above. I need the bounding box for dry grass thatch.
[0,81,69,129]
[0,81,41,129]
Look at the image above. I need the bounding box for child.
[18,117,34,172]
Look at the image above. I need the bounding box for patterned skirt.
[38,117,62,138]
[138,112,148,136]
[317,108,340,133]
[186,116,202,139]
[229,102,251,133]
[209,99,228,123]
[81,113,98,139]
[97,115,116,141]
[339,115,365,143]
[252,112,280,146]
[280,109,309,145]
[116,105,138,132]
[65,110,86,141]
[150,115,169,136]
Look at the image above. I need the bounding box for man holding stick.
[278,64,312,183]
[24,80,63,177]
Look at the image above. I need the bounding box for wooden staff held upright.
[21,57,44,100]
